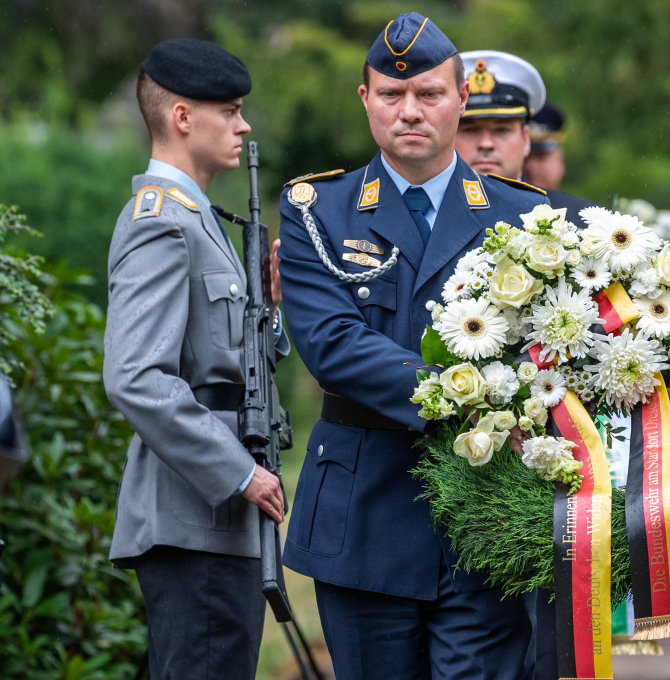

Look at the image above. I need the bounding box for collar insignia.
[358,177,380,210]
[467,59,496,95]
[463,178,490,209]
[167,188,198,210]
[133,186,164,221]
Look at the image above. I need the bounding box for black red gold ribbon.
[591,281,639,334]
[552,391,613,680]
[627,374,670,640]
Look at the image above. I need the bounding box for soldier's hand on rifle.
[271,239,282,315]
[242,464,285,524]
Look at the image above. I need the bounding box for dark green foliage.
[0,257,144,679]
[414,423,631,609]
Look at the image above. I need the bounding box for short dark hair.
[136,65,201,142]
[362,53,464,91]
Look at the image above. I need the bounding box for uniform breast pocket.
[350,277,397,339]
[203,270,247,350]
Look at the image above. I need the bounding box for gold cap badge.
[468,59,496,95]
[290,182,316,205]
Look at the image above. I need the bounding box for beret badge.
[468,59,496,95]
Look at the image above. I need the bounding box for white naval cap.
[461,50,546,119]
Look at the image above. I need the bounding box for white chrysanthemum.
[481,361,520,405]
[502,308,529,345]
[635,290,670,338]
[521,436,579,481]
[579,206,661,273]
[629,266,662,298]
[442,270,475,303]
[531,368,568,407]
[572,257,612,292]
[523,278,603,363]
[435,298,509,361]
[455,249,488,272]
[585,328,670,410]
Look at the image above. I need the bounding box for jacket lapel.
[413,157,486,295]
[199,207,241,272]
[364,152,425,273]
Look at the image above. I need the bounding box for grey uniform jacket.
[103,174,289,567]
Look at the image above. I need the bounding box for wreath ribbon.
[552,391,614,680]
[627,374,670,640]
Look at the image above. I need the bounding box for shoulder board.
[286,169,345,187]
[166,187,198,210]
[485,174,547,196]
[133,186,164,221]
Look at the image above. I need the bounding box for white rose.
[440,362,487,407]
[655,244,670,287]
[524,395,545,419]
[520,204,568,232]
[488,259,544,309]
[525,239,569,274]
[517,362,539,384]
[494,410,517,430]
[566,249,582,267]
[518,415,534,431]
[561,230,580,248]
[580,237,597,256]
[453,414,509,467]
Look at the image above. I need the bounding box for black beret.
[143,38,252,102]
[367,13,458,80]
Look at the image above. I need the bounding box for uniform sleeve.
[278,192,427,432]
[103,214,255,507]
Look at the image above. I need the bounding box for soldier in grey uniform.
[103,39,289,680]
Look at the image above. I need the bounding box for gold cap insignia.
[343,239,384,256]
[359,178,380,209]
[290,182,316,205]
[167,188,197,209]
[468,59,496,95]
[343,252,382,268]
[463,179,490,209]
[133,186,164,221]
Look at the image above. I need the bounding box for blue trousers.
[314,555,536,680]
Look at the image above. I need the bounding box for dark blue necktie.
[403,187,432,247]
[210,205,233,249]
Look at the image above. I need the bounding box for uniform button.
[357,287,370,300]
[229,283,239,296]
[425,300,437,312]
[317,445,324,457]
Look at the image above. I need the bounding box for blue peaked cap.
[366,13,458,80]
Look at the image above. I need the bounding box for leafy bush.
[0,212,145,679]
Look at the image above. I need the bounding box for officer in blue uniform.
[279,14,549,679]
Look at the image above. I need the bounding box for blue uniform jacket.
[279,151,549,600]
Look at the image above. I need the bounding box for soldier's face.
[523,148,565,191]
[359,60,468,169]
[455,117,530,179]
[185,98,252,173]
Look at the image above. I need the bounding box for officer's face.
[182,98,252,173]
[358,60,468,173]
[523,148,565,191]
[455,117,530,179]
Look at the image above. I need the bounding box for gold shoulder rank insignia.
[463,178,490,210]
[287,169,345,186]
[486,174,548,196]
[133,186,164,221]
[166,188,198,210]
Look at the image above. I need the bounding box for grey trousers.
[134,545,265,680]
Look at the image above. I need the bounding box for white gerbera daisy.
[579,207,661,273]
[481,361,520,405]
[635,290,670,338]
[442,270,475,303]
[585,328,670,410]
[531,368,567,407]
[435,298,509,361]
[523,278,603,363]
[572,257,612,292]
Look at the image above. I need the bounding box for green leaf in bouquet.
[517,385,531,399]
[421,326,462,368]
[416,369,431,383]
